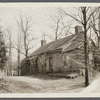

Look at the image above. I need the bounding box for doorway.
[49,57,53,72]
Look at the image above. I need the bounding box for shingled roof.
[30,32,84,56]
[62,32,84,52]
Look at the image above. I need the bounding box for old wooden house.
[20,26,97,76]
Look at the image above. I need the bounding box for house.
[20,26,97,76]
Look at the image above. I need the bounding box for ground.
[0,75,89,93]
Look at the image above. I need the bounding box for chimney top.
[41,34,46,47]
[75,26,82,34]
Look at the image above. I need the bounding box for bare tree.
[12,30,23,76]
[17,32,21,75]
[16,13,37,75]
[50,9,73,41]
[5,26,13,76]
[16,13,36,58]
[90,8,100,49]
[60,7,99,86]
[6,27,12,59]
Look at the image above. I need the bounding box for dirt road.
[1,75,85,93]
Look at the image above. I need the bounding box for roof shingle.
[30,34,75,56]
[30,32,85,56]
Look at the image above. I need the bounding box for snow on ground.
[81,74,100,93]
[1,75,86,93]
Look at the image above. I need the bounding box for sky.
[0,6,56,61]
[0,3,98,62]
[0,4,75,61]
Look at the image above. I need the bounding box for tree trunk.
[9,41,12,76]
[17,50,20,76]
[83,7,89,87]
[55,32,57,41]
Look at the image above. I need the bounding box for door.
[49,57,53,72]
[34,59,38,73]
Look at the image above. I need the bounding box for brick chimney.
[75,26,82,34]
[41,34,46,47]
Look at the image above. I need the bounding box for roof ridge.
[45,34,74,46]
[30,34,75,56]
[29,33,84,56]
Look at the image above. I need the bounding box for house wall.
[21,58,38,75]
[21,60,31,75]
[52,52,64,72]
[67,48,85,63]
[36,54,46,73]
[63,45,96,76]
[21,63,27,75]
[63,48,85,71]
[20,48,86,75]
[36,51,64,73]
[20,42,95,75]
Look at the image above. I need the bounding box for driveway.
[3,75,85,93]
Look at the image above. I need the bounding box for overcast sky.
[0,3,98,62]
[0,4,74,61]
[0,6,57,61]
